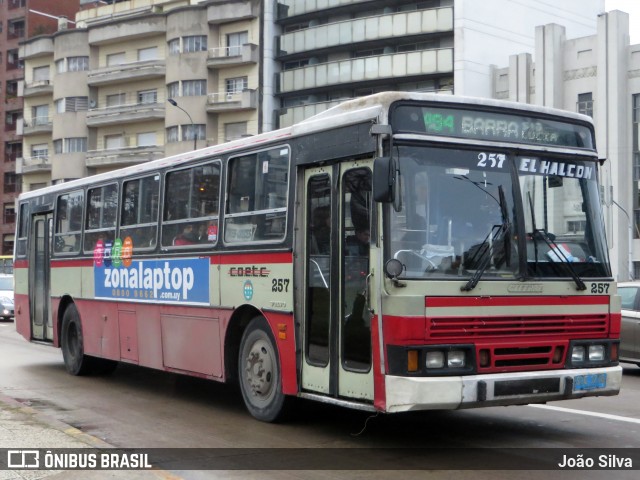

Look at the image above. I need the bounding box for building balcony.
[16,156,52,175]
[279,48,453,93]
[207,0,259,24]
[22,117,53,136]
[23,80,53,97]
[206,89,257,113]
[87,14,166,43]
[87,60,166,87]
[278,99,343,128]
[19,37,54,59]
[279,7,453,56]
[207,44,258,69]
[277,0,369,18]
[87,102,165,127]
[85,145,165,168]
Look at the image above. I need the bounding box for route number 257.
[477,153,506,168]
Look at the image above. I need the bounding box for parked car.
[618,282,640,366]
[0,274,14,321]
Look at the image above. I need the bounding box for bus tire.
[61,304,93,376]
[238,316,288,422]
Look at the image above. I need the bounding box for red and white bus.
[15,92,621,421]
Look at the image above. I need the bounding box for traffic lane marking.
[528,404,640,424]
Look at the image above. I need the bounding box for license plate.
[573,373,607,391]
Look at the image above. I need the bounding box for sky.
[605,0,640,43]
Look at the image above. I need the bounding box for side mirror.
[373,156,393,203]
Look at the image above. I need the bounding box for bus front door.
[29,213,53,342]
[302,163,374,403]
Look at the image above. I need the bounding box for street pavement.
[0,392,180,480]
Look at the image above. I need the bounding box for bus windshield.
[387,145,610,280]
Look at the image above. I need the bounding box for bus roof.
[17,91,594,202]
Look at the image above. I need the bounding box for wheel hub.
[245,340,273,398]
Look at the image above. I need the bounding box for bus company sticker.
[207,224,218,242]
[243,280,254,301]
[121,237,133,268]
[93,239,104,267]
[95,257,210,305]
[111,238,123,268]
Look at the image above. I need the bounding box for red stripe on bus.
[214,252,293,264]
[51,259,94,268]
[425,296,609,308]
[14,259,28,269]
[45,252,293,268]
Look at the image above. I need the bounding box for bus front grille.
[427,314,608,338]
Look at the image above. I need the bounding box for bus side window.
[84,184,118,253]
[162,160,221,248]
[54,190,83,254]
[120,175,159,250]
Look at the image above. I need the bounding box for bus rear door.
[301,162,374,403]
[29,212,53,341]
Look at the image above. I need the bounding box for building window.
[225,77,248,94]
[7,49,22,69]
[5,142,22,162]
[167,82,179,99]
[54,138,87,154]
[3,204,15,224]
[227,31,248,56]
[31,144,48,158]
[182,80,206,96]
[138,47,158,61]
[182,124,205,142]
[6,80,18,98]
[3,173,17,193]
[104,135,124,150]
[166,126,179,143]
[183,36,207,53]
[634,94,640,123]
[107,52,126,66]
[31,105,49,126]
[168,38,180,55]
[138,89,157,104]
[137,132,156,147]
[577,92,593,117]
[32,65,50,83]
[68,56,89,72]
[225,122,247,141]
[106,93,126,107]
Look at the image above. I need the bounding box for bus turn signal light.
[407,350,419,372]
[278,323,287,340]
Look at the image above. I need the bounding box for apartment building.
[19,0,260,190]
[0,0,81,255]
[492,10,639,281]
[273,0,605,127]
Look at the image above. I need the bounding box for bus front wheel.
[238,316,288,422]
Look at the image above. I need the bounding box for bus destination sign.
[392,105,594,149]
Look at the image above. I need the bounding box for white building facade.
[493,10,639,281]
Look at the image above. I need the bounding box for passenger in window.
[346,229,370,256]
[173,224,197,245]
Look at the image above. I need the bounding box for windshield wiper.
[527,193,586,291]
[532,229,586,291]
[461,186,511,292]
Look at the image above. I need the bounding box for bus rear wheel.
[61,304,117,376]
[238,316,287,422]
[61,304,92,375]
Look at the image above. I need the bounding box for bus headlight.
[566,340,618,368]
[571,346,585,363]
[447,350,466,368]
[425,351,445,369]
[588,345,605,362]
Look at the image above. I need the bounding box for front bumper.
[385,366,622,412]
